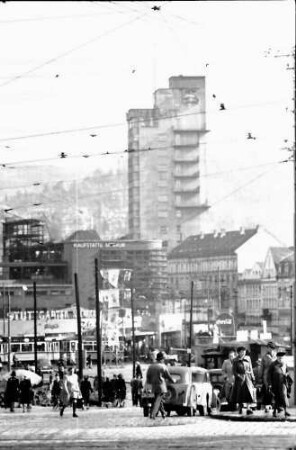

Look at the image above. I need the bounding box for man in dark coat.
[51,373,61,410]
[131,375,143,406]
[116,374,126,407]
[80,375,93,409]
[135,361,143,379]
[110,374,118,405]
[259,341,277,413]
[86,354,92,369]
[146,351,175,420]
[19,375,32,412]
[5,370,20,412]
[102,377,112,404]
[268,351,292,418]
[231,346,255,415]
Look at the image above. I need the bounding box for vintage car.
[208,368,226,411]
[163,366,213,417]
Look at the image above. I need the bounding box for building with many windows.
[237,262,263,327]
[260,247,293,335]
[63,233,168,339]
[277,250,294,343]
[0,218,73,315]
[0,220,168,345]
[167,226,281,328]
[127,75,209,250]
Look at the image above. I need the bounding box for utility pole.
[7,289,11,372]
[218,267,221,312]
[33,281,38,373]
[131,272,136,378]
[188,281,194,367]
[74,274,83,381]
[95,258,102,407]
[2,284,5,336]
[265,45,295,402]
[294,122,296,404]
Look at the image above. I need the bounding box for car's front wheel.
[176,406,187,416]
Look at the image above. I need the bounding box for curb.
[210,412,296,422]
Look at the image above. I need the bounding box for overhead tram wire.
[0,10,121,24]
[0,98,287,143]
[0,162,280,206]
[1,133,291,163]
[0,160,282,193]
[178,164,283,228]
[0,138,285,168]
[1,161,285,215]
[0,11,147,88]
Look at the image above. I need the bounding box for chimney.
[213,230,219,238]
[220,229,226,238]
[240,227,245,235]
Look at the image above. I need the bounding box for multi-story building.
[277,250,294,344]
[127,75,209,250]
[0,220,168,346]
[63,233,168,338]
[167,226,281,328]
[237,262,263,327]
[261,247,294,336]
[0,218,73,314]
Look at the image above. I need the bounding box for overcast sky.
[0,1,294,244]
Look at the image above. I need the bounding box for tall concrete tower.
[127,76,209,249]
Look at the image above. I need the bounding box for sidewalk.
[211,407,296,422]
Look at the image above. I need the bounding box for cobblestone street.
[1,405,296,449]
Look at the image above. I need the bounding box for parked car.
[163,366,213,417]
[208,368,226,411]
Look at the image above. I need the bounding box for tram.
[0,336,125,366]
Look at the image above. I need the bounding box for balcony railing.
[174,182,200,193]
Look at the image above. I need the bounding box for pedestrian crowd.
[101,373,127,407]
[220,342,293,417]
[1,343,293,420]
[3,371,34,413]
[1,364,129,418]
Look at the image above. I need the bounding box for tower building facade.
[127,76,209,249]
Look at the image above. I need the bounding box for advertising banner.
[99,289,120,308]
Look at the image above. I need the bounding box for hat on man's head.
[156,351,165,361]
[267,341,276,349]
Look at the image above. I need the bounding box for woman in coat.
[267,351,292,418]
[5,370,20,412]
[58,367,70,417]
[19,375,32,412]
[230,346,255,415]
[116,374,127,407]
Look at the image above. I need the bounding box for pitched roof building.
[167,226,282,321]
[169,228,258,259]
